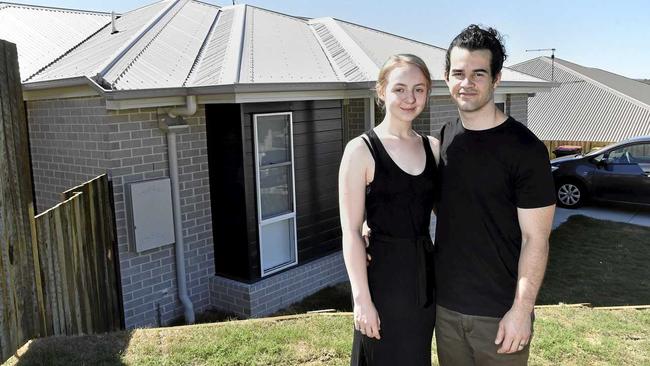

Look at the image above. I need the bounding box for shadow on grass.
[538,214,650,306]
[5,331,132,366]
[271,215,650,313]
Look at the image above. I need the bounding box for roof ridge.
[332,18,448,52]
[190,0,220,9]
[0,1,112,15]
[95,0,181,87]
[544,57,650,110]
[509,56,546,69]
[184,8,222,87]
[244,4,309,23]
[309,18,376,81]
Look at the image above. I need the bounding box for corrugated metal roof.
[335,20,542,83]
[185,7,235,86]
[336,20,448,80]
[0,2,110,81]
[106,0,219,89]
[553,58,650,106]
[239,6,340,83]
[10,0,549,92]
[28,0,171,83]
[510,57,650,142]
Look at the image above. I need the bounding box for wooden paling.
[0,39,39,363]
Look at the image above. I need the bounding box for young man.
[433,25,556,365]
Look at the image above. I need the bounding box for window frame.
[252,112,299,277]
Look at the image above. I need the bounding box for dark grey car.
[550,136,650,208]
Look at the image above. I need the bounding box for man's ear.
[444,71,449,82]
[492,71,502,89]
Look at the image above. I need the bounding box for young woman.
[338,54,440,366]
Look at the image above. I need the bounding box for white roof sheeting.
[510,57,650,142]
[185,6,237,86]
[239,7,339,83]
[106,0,219,89]
[0,2,110,81]
[7,0,549,92]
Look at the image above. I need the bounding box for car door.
[593,143,650,204]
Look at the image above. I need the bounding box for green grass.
[5,309,649,366]
[4,215,650,365]
[538,215,650,306]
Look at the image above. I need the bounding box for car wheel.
[556,181,585,208]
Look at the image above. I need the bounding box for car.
[550,135,650,208]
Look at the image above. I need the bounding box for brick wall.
[27,97,214,328]
[508,94,529,126]
[210,251,348,317]
[428,96,460,134]
[343,98,366,143]
[107,105,214,328]
[27,97,113,212]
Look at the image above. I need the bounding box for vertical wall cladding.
[26,97,112,212]
[107,105,214,328]
[27,97,215,328]
[241,100,344,278]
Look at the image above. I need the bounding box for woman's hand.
[354,300,381,339]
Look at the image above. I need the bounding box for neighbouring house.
[0,0,551,329]
[510,57,650,150]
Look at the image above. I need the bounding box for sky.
[17,0,650,79]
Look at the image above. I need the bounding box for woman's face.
[379,64,429,123]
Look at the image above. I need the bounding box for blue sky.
[20,0,650,79]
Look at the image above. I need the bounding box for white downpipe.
[164,95,197,324]
[168,95,197,118]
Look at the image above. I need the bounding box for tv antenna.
[526,48,556,81]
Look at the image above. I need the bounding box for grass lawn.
[537,215,650,306]
[5,309,649,366]
[3,215,649,365]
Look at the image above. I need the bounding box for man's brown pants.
[435,305,532,366]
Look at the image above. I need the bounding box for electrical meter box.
[126,178,176,253]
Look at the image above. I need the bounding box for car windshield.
[585,141,625,157]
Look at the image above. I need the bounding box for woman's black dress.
[350,129,437,366]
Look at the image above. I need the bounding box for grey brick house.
[1,0,551,329]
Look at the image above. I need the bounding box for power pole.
[526,48,556,81]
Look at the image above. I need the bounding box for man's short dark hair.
[445,24,507,80]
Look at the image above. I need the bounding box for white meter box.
[126,178,176,253]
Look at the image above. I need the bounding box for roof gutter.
[21,78,557,108]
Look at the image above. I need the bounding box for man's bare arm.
[495,204,555,353]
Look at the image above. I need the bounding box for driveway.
[429,202,650,236]
[553,203,650,229]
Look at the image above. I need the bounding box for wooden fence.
[0,39,40,363]
[543,140,614,159]
[1,39,121,362]
[1,175,122,362]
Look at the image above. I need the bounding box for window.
[606,143,650,164]
[253,113,298,276]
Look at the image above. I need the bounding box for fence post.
[0,39,38,363]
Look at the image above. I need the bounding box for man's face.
[445,47,501,113]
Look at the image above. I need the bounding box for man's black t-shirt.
[433,117,556,318]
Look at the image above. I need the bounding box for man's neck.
[459,104,508,131]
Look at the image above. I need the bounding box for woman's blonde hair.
[375,54,432,109]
